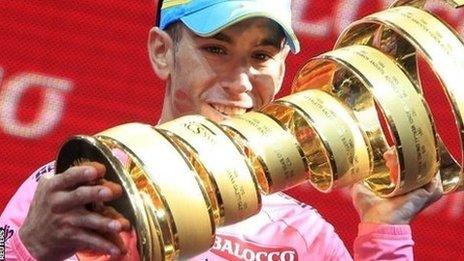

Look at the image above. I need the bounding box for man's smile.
[209,103,252,116]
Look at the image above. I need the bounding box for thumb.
[423,174,444,205]
[407,175,443,211]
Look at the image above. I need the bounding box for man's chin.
[202,111,229,123]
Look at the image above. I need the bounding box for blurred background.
[1,0,463,259]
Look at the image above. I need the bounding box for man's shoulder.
[32,161,56,182]
[1,161,55,215]
[0,162,56,235]
[259,192,324,222]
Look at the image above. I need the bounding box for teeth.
[211,104,247,116]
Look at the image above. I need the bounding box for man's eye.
[252,52,273,62]
[204,46,227,55]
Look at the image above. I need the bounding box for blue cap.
[159,0,300,53]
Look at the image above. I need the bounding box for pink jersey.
[1,162,414,260]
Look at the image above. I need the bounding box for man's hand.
[352,148,443,224]
[352,176,443,224]
[19,162,130,261]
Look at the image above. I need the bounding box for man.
[1,0,443,260]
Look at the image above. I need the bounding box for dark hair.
[156,0,182,47]
[165,22,183,46]
[156,0,163,27]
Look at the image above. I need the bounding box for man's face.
[161,18,289,123]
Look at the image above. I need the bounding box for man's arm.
[0,162,130,260]
[0,162,66,260]
[351,175,443,260]
[1,163,40,260]
[347,146,443,260]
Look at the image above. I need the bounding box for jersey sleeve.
[353,223,414,260]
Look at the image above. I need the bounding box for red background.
[1,0,463,259]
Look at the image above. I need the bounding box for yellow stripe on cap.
[162,0,192,9]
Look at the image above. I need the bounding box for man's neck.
[157,98,175,125]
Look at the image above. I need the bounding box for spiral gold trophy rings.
[336,0,464,193]
[263,89,373,193]
[221,112,308,194]
[291,45,439,197]
[158,115,261,225]
[56,0,464,259]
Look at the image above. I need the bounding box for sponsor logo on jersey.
[0,225,14,261]
[211,234,298,261]
[34,162,55,182]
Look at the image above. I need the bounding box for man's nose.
[221,72,253,96]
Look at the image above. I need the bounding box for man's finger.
[80,162,106,174]
[64,210,125,233]
[51,185,114,213]
[72,230,123,258]
[100,179,123,199]
[422,175,443,206]
[98,206,131,231]
[50,164,105,191]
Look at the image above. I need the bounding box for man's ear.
[148,27,174,80]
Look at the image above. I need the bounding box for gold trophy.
[55,0,464,259]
